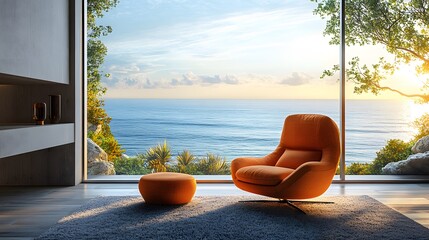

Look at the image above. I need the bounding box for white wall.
[0,0,69,84]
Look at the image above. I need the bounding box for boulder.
[88,161,116,175]
[411,135,429,153]
[87,138,115,175]
[382,151,429,174]
[87,138,108,163]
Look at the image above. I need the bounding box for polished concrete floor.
[0,183,428,239]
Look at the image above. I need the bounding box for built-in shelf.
[0,123,74,158]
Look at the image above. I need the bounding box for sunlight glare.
[396,64,426,86]
[406,101,429,121]
[405,101,429,137]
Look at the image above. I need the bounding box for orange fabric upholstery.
[138,172,196,205]
[231,114,340,200]
[236,165,294,186]
[275,149,322,169]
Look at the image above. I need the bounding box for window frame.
[82,0,429,183]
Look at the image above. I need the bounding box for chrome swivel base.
[239,199,334,214]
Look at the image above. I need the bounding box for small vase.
[49,95,61,124]
[32,102,46,125]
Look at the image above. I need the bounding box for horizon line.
[102,97,411,101]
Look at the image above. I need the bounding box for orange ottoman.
[138,172,196,205]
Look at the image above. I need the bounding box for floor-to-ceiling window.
[312,0,429,179]
[85,0,339,180]
[340,0,429,177]
[85,0,429,181]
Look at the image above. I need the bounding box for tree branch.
[371,36,429,63]
[395,46,429,63]
[374,83,429,102]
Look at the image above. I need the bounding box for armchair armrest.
[280,161,337,191]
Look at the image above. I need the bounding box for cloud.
[280,72,312,86]
[170,72,198,86]
[223,75,239,84]
[104,76,164,89]
[170,73,240,87]
[103,69,241,89]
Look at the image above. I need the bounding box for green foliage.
[145,141,172,172]
[114,155,150,175]
[413,113,429,140]
[345,162,372,175]
[176,150,197,173]
[87,0,118,123]
[196,153,230,175]
[369,139,414,174]
[88,128,123,161]
[312,0,429,102]
[87,0,123,161]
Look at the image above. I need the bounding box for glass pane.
[340,1,429,175]
[86,0,339,178]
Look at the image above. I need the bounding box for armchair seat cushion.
[236,165,294,186]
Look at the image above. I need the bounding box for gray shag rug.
[37,195,428,240]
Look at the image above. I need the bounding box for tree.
[87,0,123,160]
[312,0,429,102]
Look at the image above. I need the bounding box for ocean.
[104,99,417,165]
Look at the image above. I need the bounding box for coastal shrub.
[88,127,124,161]
[114,155,150,175]
[145,141,172,172]
[369,139,414,174]
[196,153,230,175]
[345,163,371,175]
[176,150,198,174]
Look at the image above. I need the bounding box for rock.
[87,138,115,175]
[382,151,429,174]
[88,123,102,135]
[87,138,108,163]
[121,153,130,159]
[412,135,429,153]
[87,161,116,175]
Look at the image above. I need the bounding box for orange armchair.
[231,114,340,211]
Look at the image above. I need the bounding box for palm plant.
[176,150,196,173]
[145,140,171,172]
[197,153,230,175]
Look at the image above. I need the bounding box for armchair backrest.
[276,114,340,169]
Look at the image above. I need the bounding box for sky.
[97,0,425,99]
